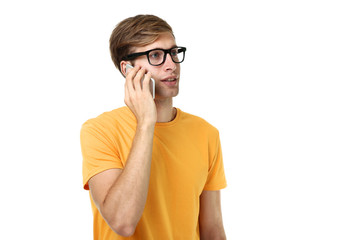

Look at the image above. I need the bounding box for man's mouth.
[161,78,177,82]
[160,76,178,86]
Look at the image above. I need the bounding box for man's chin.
[154,89,179,99]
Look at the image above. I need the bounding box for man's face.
[132,32,181,99]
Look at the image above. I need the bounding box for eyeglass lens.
[148,48,184,66]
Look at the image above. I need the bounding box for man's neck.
[155,98,176,123]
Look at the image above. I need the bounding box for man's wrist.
[136,121,155,133]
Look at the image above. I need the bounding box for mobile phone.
[126,64,155,99]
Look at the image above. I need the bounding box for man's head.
[109,14,184,99]
[110,14,174,74]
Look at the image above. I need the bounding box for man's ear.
[119,61,129,76]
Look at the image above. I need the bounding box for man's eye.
[150,53,159,58]
[149,51,162,59]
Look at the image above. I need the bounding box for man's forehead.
[136,32,176,52]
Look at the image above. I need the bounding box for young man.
[81,14,227,239]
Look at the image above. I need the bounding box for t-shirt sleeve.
[80,120,124,190]
[203,130,227,191]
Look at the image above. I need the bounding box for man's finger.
[125,66,140,93]
[133,68,146,92]
[142,72,152,96]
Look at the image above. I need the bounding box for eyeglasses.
[123,46,186,66]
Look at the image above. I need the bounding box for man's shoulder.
[179,109,219,135]
[81,106,135,131]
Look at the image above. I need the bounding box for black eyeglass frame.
[122,46,187,66]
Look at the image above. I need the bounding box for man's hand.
[124,66,157,126]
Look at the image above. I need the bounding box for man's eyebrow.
[148,45,178,50]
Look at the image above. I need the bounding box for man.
[81,14,227,239]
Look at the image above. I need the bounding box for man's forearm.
[101,123,155,234]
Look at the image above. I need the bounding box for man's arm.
[88,66,157,237]
[88,124,154,237]
[199,190,227,240]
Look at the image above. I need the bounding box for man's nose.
[163,53,176,71]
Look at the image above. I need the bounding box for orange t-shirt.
[81,107,227,239]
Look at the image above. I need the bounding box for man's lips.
[160,76,178,86]
[160,76,178,82]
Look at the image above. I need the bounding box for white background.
[0,0,359,239]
